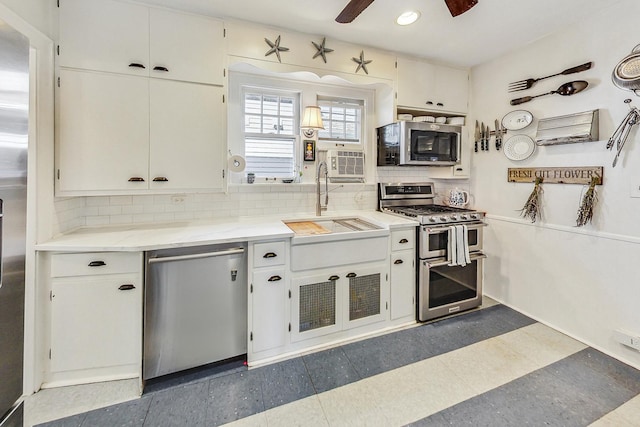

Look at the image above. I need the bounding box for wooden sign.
[507,167,603,185]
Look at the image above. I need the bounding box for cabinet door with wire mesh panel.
[290,273,342,342]
[342,263,387,330]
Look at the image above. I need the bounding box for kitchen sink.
[284,217,389,269]
[284,217,382,235]
[284,217,388,245]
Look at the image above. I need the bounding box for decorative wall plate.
[502,110,533,130]
[503,134,536,161]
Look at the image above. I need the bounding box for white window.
[317,97,364,145]
[243,89,298,178]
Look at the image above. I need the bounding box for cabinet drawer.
[51,252,141,277]
[253,241,286,268]
[391,229,415,251]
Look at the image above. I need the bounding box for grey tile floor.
[35,305,640,426]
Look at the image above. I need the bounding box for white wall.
[469,0,640,369]
[0,0,55,39]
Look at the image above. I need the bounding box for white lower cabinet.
[45,252,143,385]
[389,227,417,322]
[291,263,387,343]
[251,267,287,353]
[51,274,141,373]
[390,249,415,320]
[248,240,289,361]
[291,272,342,342]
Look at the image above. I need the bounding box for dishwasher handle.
[147,247,245,264]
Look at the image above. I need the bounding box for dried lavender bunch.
[576,176,599,227]
[520,177,543,223]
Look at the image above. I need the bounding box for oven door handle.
[423,222,487,232]
[425,253,487,268]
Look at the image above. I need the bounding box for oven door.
[420,222,485,259]
[418,253,486,322]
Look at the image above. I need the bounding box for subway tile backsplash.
[51,184,376,234]
[52,175,469,235]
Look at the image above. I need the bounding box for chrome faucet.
[316,161,329,216]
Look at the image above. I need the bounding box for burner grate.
[388,205,473,215]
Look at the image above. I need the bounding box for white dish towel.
[448,224,471,267]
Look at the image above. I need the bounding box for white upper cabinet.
[57,69,150,193]
[149,79,225,191]
[59,0,225,85]
[397,56,436,107]
[396,56,469,114]
[59,0,150,76]
[57,0,227,195]
[57,70,226,195]
[149,8,224,85]
[434,66,469,115]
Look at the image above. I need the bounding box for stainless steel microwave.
[377,121,462,166]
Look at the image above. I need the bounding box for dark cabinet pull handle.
[399,238,409,244]
[128,177,145,182]
[263,252,277,258]
[153,66,169,72]
[426,101,433,105]
[346,272,357,278]
[437,102,444,107]
[328,275,340,281]
[118,284,136,291]
[128,63,146,69]
[394,259,404,265]
[267,275,282,282]
[88,261,106,267]
[152,177,168,182]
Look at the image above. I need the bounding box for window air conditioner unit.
[326,150,365,183]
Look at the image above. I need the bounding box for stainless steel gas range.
[379,182,487,321]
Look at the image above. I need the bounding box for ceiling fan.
[335,0,478,23]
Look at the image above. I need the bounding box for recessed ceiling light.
[396,10,421,26]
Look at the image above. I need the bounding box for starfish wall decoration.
[311,37,334,63]
[352,50,372,74]
[264,35,289,63]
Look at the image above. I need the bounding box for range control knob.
[450,215,458,221]
[440,216,449,222]
[470,214,479,220]
[429,217,437,223]
[460,214,469,220]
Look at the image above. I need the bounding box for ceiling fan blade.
[444,0,478,17]
[335,0,375,24]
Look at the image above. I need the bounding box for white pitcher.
[447,188,469,207]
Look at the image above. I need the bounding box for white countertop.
[36,211,418,252]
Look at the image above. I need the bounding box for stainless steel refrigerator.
[0,17,29,427]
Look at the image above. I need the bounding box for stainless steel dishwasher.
[143,243,247,380]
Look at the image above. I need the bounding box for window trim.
[317,96,365,145]
[241,87,300,179]
[228,69,382,185]
[242,88,299,138]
